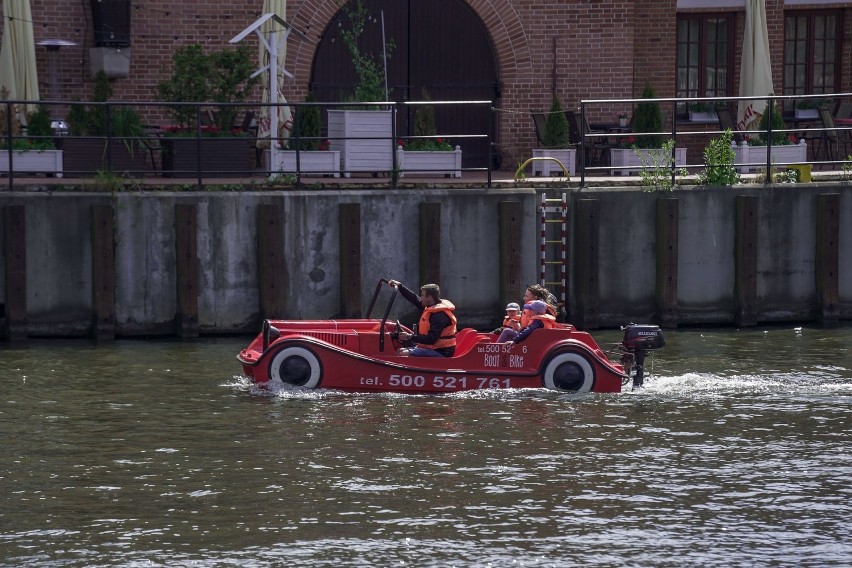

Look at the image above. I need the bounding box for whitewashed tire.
[269,346,322,388]
[543,351,595,392]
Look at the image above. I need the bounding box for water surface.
[1,326,850,566]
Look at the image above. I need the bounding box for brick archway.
[286,0,531,167]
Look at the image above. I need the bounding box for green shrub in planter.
[291,92,322,151]
[751,102,790,147]
[157,44,259,132]
[542,96,569,148]
[633,84,663,149]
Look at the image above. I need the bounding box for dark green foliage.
[158,44,259,132]
[207,45,260,132]
[754,102,789,146]
[339,0,394,103]
[292,93,322,151]
[633,84,663,149]
[406,89,451,151]
[22,105,56,149]
[65,71,143,142]
[413,89,436,138]
[157,45,211,130]
[542,97,569,148]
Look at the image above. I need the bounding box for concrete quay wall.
[0,184,849,339]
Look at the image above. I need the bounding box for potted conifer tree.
[610,84,686,175]
[269,92,340,176]
[532,96,575,176]
[0,96,63,177]
[396,89,461,177]
[732,101,806,173]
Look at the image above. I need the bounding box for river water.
[1,325,850,567]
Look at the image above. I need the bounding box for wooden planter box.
[161,137,254,178]
[396,145,462,177]
[610,147,687,176]
[265,149,341,177]
[58,138,148,176]
[0,149,63,177]
[732,140,808,173]
[327,109,393,177]
[531,148,576,176]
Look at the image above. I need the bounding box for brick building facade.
[3,0,851,169]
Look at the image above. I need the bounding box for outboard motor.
[620,324,665,389]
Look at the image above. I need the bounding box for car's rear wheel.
[543,351,594,392]
[269,346,322,388]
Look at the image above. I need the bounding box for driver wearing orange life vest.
[387,279,457,357]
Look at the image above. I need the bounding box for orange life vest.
[502,314,521,330]
[417,300,457,349]
[521,305,557,327]
[531,313,557,328]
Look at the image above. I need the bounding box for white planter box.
[732,140,808,173]
[396,146,462,177]
[689,110,717,122]
[0,149,63,177]
[531,148,576,176]
[794,108,818,119]
[265,149,340,177]
[327,109,394,177]
[609,147,687,176]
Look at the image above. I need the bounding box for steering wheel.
[390,319,402,341]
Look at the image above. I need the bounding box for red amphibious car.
[238,280,664,394]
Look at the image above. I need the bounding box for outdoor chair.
[565,109,612,167]
[834,101,852,121]
[715,104,744,144]
[531,112,549,146]
[812,103,843,163]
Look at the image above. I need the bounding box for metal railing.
[1,98,494,191]
[578,93,852,186]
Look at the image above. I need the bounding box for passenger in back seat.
[497,300,555,344]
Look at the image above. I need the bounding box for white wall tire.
[269,346,322,388]
[543,351,595,392]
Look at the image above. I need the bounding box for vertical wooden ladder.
[539,192,568,320]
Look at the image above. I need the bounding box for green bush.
[633,84,663,149]
[291,92,322,151]
[158,44,259,132]
[752,102,790,146]
[542,96,569,148]
[66,71,143,142]
[699,129,739,187]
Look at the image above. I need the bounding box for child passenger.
[492,302,521,335]
[497,300,555,344]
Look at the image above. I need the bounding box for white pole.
[269,28,279,178]
[381,10,388,101]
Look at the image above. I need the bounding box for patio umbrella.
[257,0,293,149]
[737,0,773,131]
[0,0,40,124]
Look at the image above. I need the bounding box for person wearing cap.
[387,279,457,357]
[492,302,521,335]
[497,300,556,344]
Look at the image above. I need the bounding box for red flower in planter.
[319,139,330,151]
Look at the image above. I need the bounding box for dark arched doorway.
[310,0,499,168]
